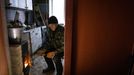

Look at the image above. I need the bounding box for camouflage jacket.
[43,25,64,54]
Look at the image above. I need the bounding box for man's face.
[48,24,57,31]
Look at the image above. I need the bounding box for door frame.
[0,0,11,75]
[64,0,74,75]
[0,0,74,75]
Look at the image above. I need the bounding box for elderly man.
[42,16,64,75]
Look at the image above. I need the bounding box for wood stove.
[21,41,32,75]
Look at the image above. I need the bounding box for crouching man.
[42,16,64,75]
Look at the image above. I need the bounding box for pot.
[8,27,23,44]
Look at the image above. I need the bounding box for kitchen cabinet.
[29,27,42,53]
[6,0,18,7]
[23,27,42,54]
[18,0,26,9]
[6,0,33,10]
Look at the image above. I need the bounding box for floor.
[29,54,64,75]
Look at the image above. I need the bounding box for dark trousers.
[44,52,63,75]
[44,57,55,71]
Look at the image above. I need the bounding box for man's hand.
[46,51,56,58]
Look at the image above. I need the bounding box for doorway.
[31,0,65,75]
[0,0,73,75]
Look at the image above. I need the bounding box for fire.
[24,63,28,68]
[24,53,32,68]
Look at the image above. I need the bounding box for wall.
[72,0,134,75]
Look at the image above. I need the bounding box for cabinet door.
[30,27,42,53]
[8,0,18,7]
[18,0,26,9]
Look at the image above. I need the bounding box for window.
[49,0,65,25]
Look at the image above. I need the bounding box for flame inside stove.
[24,63,28,68]
[24,53,32,68]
